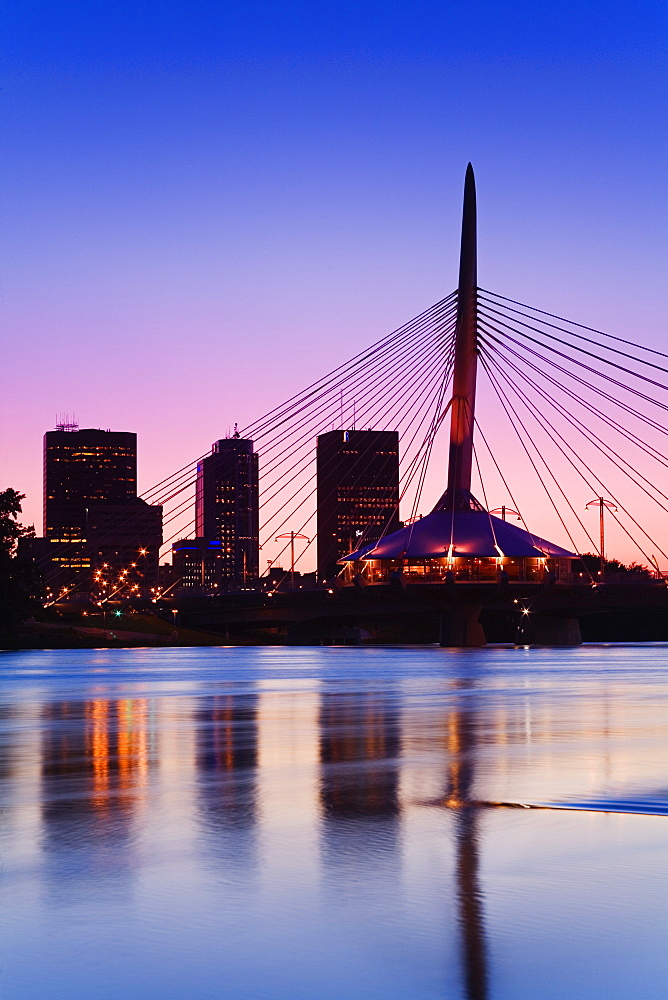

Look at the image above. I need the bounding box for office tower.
[44,423,137,542]
[195,436,259,582]
[316,429,400,581]
[39,421,161,596]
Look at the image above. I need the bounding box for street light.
[586,497,617,576]
[275,532,310,589]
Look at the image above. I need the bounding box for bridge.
[175,573,668,646]
[49,165,668,644]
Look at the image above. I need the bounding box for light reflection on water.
[1,644,667,999]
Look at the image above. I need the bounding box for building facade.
[316,429,400,581]
[44,426,137,541]
[171,538,227,594]
[195,436,259,583]
[38,423,161,598]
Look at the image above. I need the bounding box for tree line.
[0,489,43,647]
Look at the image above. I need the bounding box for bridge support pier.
[439,606,486,647]
[516,614,582,646]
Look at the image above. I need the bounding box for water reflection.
[1,647,666,1000]
[195,692,258,866]
[443,689,488,1000]
[319,692,400,820]
[40,697,149,851]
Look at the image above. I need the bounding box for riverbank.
[12,612,235,649]
[7,606,668,649]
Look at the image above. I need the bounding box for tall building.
[38,422,161,597]
[195,436,259,583]
[44,424,136,542]
[316,429,400,580]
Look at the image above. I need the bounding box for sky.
[2,0,667,567]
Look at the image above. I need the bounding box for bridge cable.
[479,324,668,436]
[262,334,458,578]
[258,341,456,551]
[483,333,668,505]
[482,346,668,563]
[257,317,453,491]
[242,294,457,439]
[480,348,668,565]
[479,289,668,362]
[479,329,668,468]
[478,354,596,560]
[258,349,449,515]
[478,310,668,416]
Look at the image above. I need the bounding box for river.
[1,644,666,999]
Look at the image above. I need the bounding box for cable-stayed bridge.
[48,165,668,644]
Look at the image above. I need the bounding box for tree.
[575,552,652,578]
[0,489,43,646]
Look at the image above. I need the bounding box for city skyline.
[2,0,667,570]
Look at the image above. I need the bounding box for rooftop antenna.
[55,412,79,432]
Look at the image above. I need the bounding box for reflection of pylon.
[442,697,489,999]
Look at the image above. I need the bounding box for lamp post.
[585,498,617,576]
[275,532,310,589]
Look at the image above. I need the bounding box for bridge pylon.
[445,162,479,508]
[340,165,581,646]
